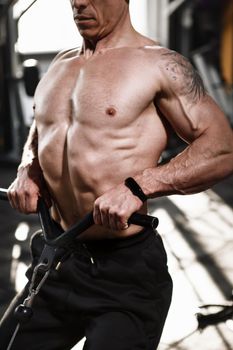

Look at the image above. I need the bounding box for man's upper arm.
[155,49,232,145]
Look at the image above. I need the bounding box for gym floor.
[0,164,233,350]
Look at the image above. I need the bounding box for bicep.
[157,93,229,144]
[156,50,231,144]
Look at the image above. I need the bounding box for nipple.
[106,107,116,117]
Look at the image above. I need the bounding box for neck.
[81,12,141,54]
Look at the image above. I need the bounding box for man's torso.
[34,45,168,237]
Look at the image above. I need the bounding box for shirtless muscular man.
[1,0,233,349]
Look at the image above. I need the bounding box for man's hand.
[8,161,51,214]
[93,183,143,231]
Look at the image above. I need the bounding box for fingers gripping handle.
[0,188,159,246]
[39,205,159,247]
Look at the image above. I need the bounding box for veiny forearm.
[135,133,233,198]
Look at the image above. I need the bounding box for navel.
[106,107,117,117]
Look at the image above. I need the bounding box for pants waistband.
[84,227,156,252]
[51,220,156,252]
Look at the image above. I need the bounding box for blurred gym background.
[0,1,232,349]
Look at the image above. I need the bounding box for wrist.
[125,177,147,203]
[17,157,41,176]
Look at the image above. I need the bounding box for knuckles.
[93,186,143,230]
[8,186,39,213]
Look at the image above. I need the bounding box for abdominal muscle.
[39,115,166,239]
[38,111,165,240]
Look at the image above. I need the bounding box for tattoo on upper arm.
[162,51,206,103]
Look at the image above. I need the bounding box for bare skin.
[8,0,233,240]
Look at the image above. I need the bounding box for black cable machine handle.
[0,188,159,247]
[196,305,233,329]
[38,199,159,247]
[0,188,8,201]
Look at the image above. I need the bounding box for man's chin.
[78,29,101,43]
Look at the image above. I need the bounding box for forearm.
[135,134,233,198]
[18,120,42,174]
[8,121,51,212]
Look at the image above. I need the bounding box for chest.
[75,56,156,119]
[34,51,157,125]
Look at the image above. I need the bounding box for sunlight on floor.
[71,337,85,350]
[150,189,233,347]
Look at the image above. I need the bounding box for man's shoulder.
[145,46,206,102]
[141,45,179,61]
[137,45,178,69]
[141,46,195,81]
[135,45,172,77]
[51,47,81,64]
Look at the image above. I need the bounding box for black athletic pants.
[0,227,173,350]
